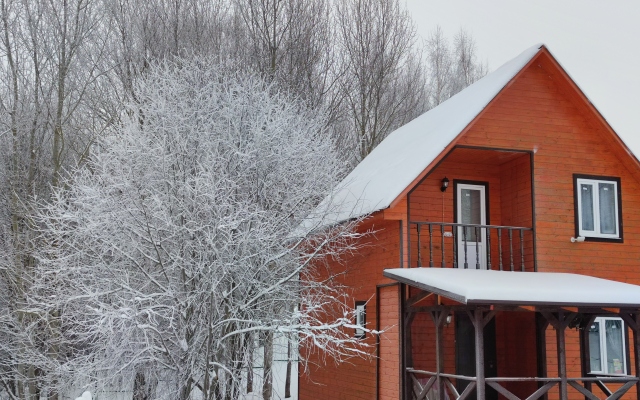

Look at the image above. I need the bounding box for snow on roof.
[298,44,544,232]
[383,268,640,308]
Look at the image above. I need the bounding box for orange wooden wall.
[301,49,640,399]
[406,152,534,271]
[299,218,401,400]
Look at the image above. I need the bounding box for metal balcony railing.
[410,222,534,271]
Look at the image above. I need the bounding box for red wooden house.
[299,44,640,400]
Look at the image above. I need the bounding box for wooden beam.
[595,380,612,397]
[631,314,640,400]
[579,315,597,399]
[458,382,477,400]
[483,310,497,328]
[404,312,415,370]
[525,382,556,400]
[444,377,459,400]
[474,309,486,400]
[567,381,599,400]
[407,290,433,307]
[486,382,519,400]
[431,309,447,400]
[556,311,568,400]
[412,375,436,400]
[607,380,636,400]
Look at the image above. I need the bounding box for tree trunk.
[285,337,291,398]
[262,332,273,400]
[133,370,156,400]
[247,333,254,394]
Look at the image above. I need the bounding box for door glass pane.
[599,183,616,235]
[580,184,594,232]
[461,189,481,242]
[588,322,602,372]
[605,319,624,374]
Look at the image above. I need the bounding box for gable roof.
[300,43,636,233]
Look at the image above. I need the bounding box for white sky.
[405,0,640,153]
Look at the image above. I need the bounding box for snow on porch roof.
[383,268,640,308]
[298,44,544,232]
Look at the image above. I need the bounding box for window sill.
[582,236,623,244]
[587,372,631,378]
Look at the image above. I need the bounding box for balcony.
[410,221,534,272]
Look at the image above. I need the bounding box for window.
[589,317,627,375]
[355,301,366,338]
[574,175,622,241]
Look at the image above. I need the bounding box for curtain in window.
[605,319,624,374]
[599,183,616,234]
[581,184,594,231]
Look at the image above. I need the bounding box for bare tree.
[0,0,114,397]
[426,26,487,108]
[450,28,488,97]
[426,26,452,107]
[335,0,428,164]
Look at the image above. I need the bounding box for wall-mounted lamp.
[440,177,449,192]
[446,314,452,325]
[571,236,585,243]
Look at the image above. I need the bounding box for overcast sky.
[405,0,640,153]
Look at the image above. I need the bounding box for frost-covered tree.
[32,61,370,400]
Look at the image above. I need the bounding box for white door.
[456,183,487,269]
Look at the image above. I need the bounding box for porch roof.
[383,268,640,308]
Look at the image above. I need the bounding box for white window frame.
[576,177,620,239]
[355,302,366,338]
[589,317,627,375]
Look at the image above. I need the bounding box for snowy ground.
[243,358,298,400]
[67,360,297,400]
[64,336,298,400]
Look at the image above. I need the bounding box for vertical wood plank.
[633,314,640,400]
[474,309,486,400]
[435,311,446,400]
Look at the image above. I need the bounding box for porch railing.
[410,222,534,271]
[407,368,639,400]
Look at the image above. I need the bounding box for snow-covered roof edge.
[383,268,640,308]
[297,44,544,234]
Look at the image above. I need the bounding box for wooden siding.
[406,153,535,271]
[299,218,401,400]
[301,49,640,399]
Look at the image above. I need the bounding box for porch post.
[431,309,448,400]
[473,309,485,400]
[542,310,575,400]
[633,314,640,400]
[556,311,568,400]
[621,312,640,400]
[579,315,596,399]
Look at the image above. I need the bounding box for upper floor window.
[589,317,627,375]
[574,175,622,241]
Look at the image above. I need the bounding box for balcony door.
[455,182,488,269]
